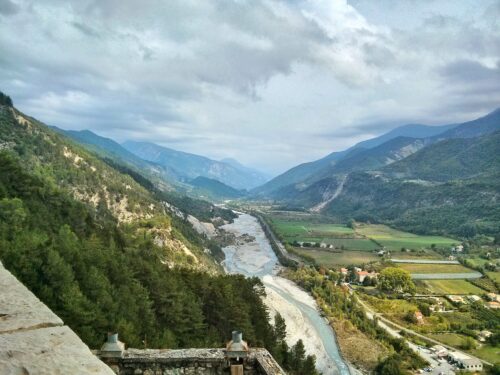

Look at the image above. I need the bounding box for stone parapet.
[101,348,287,375]
[0,261,115,374]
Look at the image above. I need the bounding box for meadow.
[418,279,485,295]
[355,224,458,251]
[292,248,378,266]
[397,263,474,274]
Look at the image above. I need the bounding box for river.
[221,213,351,375]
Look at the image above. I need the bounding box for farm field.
[397,263,475,274]
[427,333,472,347]
[292,248,378,266]
[355,224,458,251]
[298,238,379,251]
[419,279,485,295]
[486,271,500,283]
[469,345,500,363]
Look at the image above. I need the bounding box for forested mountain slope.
[254,108,499,197]
[0,100,281,355]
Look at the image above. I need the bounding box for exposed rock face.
[0,261,114,375]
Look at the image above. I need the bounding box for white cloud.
[0,0,499,174]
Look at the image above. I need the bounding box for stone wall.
[100,348,286,375]
[0,261,114,374]
[0,260,286,375]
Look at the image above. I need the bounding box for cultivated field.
[397,263,474,274]
[355,224,458,251]
[292,248,378,266]
[419,279,485,295]
[486,271,500,283]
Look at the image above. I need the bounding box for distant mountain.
[189,176,245,200]
[123,141,268,190]
[384,131,500,181]
[53,128,181,189]
[253,121,457,196]
[252,108,500,237]
[220,157,272,181]
[254,107,500,198]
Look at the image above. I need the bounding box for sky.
[1,0,499,175]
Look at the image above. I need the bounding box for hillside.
[253,109,500,237]
[0,100,282,353]
[123,141,268,190]
[384,132,500,181]
[189,176,245,199]
[54,128,181,190]
[254,108,499,197]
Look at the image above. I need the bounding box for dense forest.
[0,98,319,374]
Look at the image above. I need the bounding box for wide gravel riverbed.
[222,213,350,375]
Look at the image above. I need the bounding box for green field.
[355,224,458,251]
[470,345,500,363]
[292,248,378,266]
[420,280,485,294]
[271,218,354,238]
[427,333,472,347]
[397,263,475,274]
[486,271,500,283]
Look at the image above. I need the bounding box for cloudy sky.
[1,0,499,175]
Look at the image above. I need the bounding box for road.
[354,293,493,369]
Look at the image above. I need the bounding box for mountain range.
[54,128,267,198]
[252,108,500,237]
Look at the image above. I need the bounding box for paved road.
[391,259,460,264]
[354,293,493,368]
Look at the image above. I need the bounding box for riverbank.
[221,213,351,375]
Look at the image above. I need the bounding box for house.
[447,295,465,304]
[477,330,492,342]
[340,268,348,275]
[431,345,448,358]
[448,352,482,371]
[377,250,385,256]
[486,301,500,309]
[486,293,500,302]
[467,295,481,303]
[355,270,378,283]
[448,255,456,261]
[414,311,424,325]
[356,271,370,283]
[455,244,464,252]
[320,243,327,248]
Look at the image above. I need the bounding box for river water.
[221,213,350,375]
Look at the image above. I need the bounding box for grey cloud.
[0,0,18,15]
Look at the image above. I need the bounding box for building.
[477,330,492,342]
[340,268,348,275]
[467,295,481,303]
[486,293,500,302]
[446,295,465,304]
[414,311,424,325]
[448,352,483,371]
[486,301,500,309]
[355,270,378,283]
[430,345,448,358]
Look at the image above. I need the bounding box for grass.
[397,263,475,274]
[420,280,485,295]
[293,248,378,266]
[355,223,458,251]
[427,333,472,347]
[469,345,500,363]
[486,271,500,283]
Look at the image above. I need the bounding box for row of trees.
[287,267,426,374]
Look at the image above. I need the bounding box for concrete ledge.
[0,261,114,374]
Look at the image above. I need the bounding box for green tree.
[378,267,416,294]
